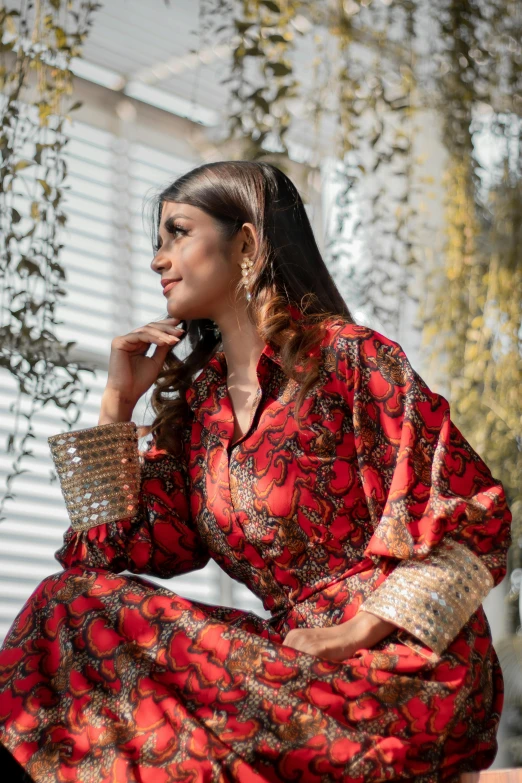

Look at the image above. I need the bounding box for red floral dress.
[0,314,512,783]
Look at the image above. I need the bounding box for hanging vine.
[0,0,100,520]
[421,0,522,604]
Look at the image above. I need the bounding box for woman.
[0,161,512,783]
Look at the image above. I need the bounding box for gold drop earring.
[241,255,254,302]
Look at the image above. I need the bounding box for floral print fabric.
[0,315,512,782]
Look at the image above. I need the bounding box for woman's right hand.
[100,317,185,420]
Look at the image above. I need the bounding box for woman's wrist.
[340,610,399,649]
[282,612,401,662]
[98,390,135,425]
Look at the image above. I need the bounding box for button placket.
[227,386,265,524]
[227,385,263,455]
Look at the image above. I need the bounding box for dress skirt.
[0,565,502,783]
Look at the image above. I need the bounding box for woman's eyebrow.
[167,213,193,224]
[161,214,193,234]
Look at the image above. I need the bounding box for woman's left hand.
[281,611,399,662]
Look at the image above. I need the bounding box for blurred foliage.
[421,0,522,581]
[0,1,100,520]
[202,0,522,615]
[206,0,426,325]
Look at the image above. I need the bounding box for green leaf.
[50,262,66,279]
[11,307,27,321]
[260,0,280,12]
[16,258,43,277]
[38,102,52,126]
[13,160,33,172]
[275,84,290,100]
[253,94,270,113]
[235,21,255,33]
[37,179,52,197]
[55,26,68,48]
[266,61,292,77]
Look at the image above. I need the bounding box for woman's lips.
[163,280,181,295]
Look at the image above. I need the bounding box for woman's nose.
[151,252,168,273]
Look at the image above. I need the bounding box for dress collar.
[185,303,304,414]
[185,338,282,414]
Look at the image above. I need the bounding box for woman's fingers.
[136,327,181,345]
[124,325,183,348]
[131,322,184,336]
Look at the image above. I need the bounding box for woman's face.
[151,201,252,323]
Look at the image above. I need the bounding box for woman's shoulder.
[321,318,434,401]
[321,317,401,355]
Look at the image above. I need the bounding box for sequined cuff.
[358,539,494,657]
[48,422,141,532]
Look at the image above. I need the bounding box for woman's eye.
[154,225,187,251]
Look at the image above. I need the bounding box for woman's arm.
[282,610,398,661]
[331,323,512,660]
[49,420,210,578]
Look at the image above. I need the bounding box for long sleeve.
[332,324,512,659]
[49,421,210,578]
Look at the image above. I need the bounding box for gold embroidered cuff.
[48,421,141,532]
[358,539,494,657]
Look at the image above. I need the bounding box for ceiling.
[73,0,336,162]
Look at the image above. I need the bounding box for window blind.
[0,118,270,645]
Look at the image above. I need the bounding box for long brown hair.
[142,160,355,455]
